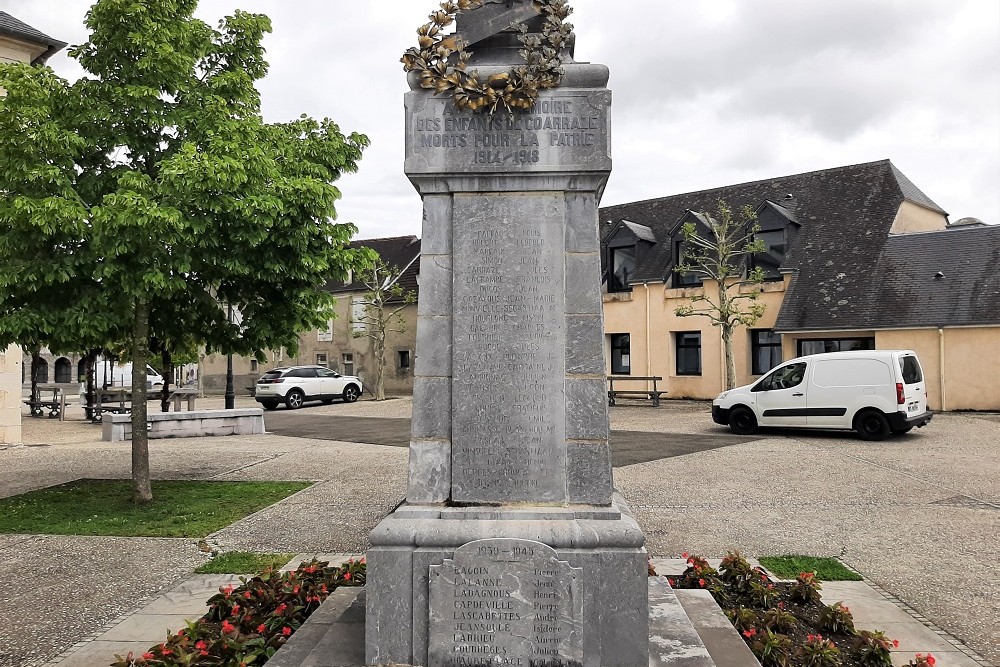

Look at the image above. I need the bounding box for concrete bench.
[102,408,265,442]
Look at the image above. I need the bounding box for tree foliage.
[0,0,371,502]
[675,200,767,390]
[351,258,416,401]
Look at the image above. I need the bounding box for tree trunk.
[29,352,40,406]
[374,328,386,401]
[722,324,737,390]
[83,350,97,421]
[159,349,173,413]
[131,300,153,504]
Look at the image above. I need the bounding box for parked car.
[254,365,363,410]
[712,350,932,440]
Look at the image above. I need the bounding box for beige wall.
[890,201,948,234]
[0,36,46,65]
[603,278,787,399]
[876,327,1000,411]
[1,345,23,444]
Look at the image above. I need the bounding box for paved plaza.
[0,397,997,666]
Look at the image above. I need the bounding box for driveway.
[1,397,997,665]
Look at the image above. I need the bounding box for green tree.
[352,258,416,401]
[675,200,767,390]
[0,0,370,503]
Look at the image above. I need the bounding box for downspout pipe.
[645,283,651,390]
[938,327,947,412]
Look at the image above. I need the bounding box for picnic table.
[607,375,665,406]
[167,387,199,411]
[24,383,75,420]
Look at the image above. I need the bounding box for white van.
[712,350,932,440]
[79,357,165,394]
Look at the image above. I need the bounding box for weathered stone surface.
[415,316,454,377]
[649,578,716,667]
[450,193,568,504]
[408,440,452,504]
[406,91,612,176]
[102,409,264,442]
[418,254,454,317]
[567,442,612,505]
[411,376,453,440]
[565,252,604,315]
[565,314,605,375]
[428,539,583,667]
[422,194,454,254]
[565,193,600,253]
[565,378,609,441]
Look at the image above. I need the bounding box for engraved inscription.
[451,194,566,503]
[428,539,583,667]
[406,92,611,174]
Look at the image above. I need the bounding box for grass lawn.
[0,479,312,538]
[195,551,297,574]
[759,555,864,581]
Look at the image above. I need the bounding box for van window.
[813,359,891,387]
[755,362,806,391]
[899,356,923,384]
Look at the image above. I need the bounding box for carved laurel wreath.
[402,0,573,114]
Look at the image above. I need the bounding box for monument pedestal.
[368,498,649,666]
[368,8,652,664]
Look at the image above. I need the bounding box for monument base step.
[266,580,758,667]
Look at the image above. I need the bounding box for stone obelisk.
[366,3,649,665]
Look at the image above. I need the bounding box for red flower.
[359,557,366,564]
[257,623,267,633]
[221,619,236,634]
[282,626,292,637]
[682,552,689,559]
[292,586,300,594]
[231,604,240,615]
[142,653,154,661]
[344,571,352,581]
[223,585,234,596]
[742,628,757,638]
[667,578,675,586]
[892,639,900,648]
[926,656,937,667]
[698,578,706,588]
[195,640,208,650]
[243,591,252,599]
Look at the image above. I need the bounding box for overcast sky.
[5,0,999,238]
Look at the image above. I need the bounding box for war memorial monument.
[363,1,713,665]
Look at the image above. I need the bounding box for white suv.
[255,365,363,410]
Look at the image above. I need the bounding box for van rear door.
[898,354,927,416]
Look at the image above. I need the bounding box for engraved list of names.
[428,539,583,667]
[451,194,567,504]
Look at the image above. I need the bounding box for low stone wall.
[102,409,265,442]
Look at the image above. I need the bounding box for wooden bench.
[607,375,665,406]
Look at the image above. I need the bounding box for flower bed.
[112,557,366,667]
[664,552,935,667]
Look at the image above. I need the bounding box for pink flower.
[893,639,900,648]
[698,578,706,588]
[243,591,252,599]
[223,585,234,596]
[344,571,352,581]
[682,552,689,559]
[231,604,240,615]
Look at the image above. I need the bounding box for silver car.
[254,365,363,410]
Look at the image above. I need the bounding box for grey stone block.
[565,251,604,315]
[649,577,716,667]
[566,314,605,375]
[421,194,453,255]
[414,316,452,377]
[407,440,451,504]
[566,192,599,253]
[566,377,610,440]
[567,441,613,505]
[365,547,414,665]
[410,377,451,440]
[416,254,453,317]
[597,551,651,667]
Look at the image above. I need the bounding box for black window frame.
[673,240,702,287]
[797,337,875,357]
[750,228,786,281]
[609,334,631,375]
[398,350,411,370]
[607,244,637,293]
[751,330,783,375]
[675,331,702,376]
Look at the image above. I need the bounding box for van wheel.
[855,409,891,441]
[728,407,758,435]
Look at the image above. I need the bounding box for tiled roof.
[870,225,1000,328]
[325,235,421,299]
[0,12,66,63]
[599,160,970,332]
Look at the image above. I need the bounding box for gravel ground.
[0,397,997,665]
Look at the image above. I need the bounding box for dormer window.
[609,245,636,292]
[673,240,702,287]
[751,229,785,280]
